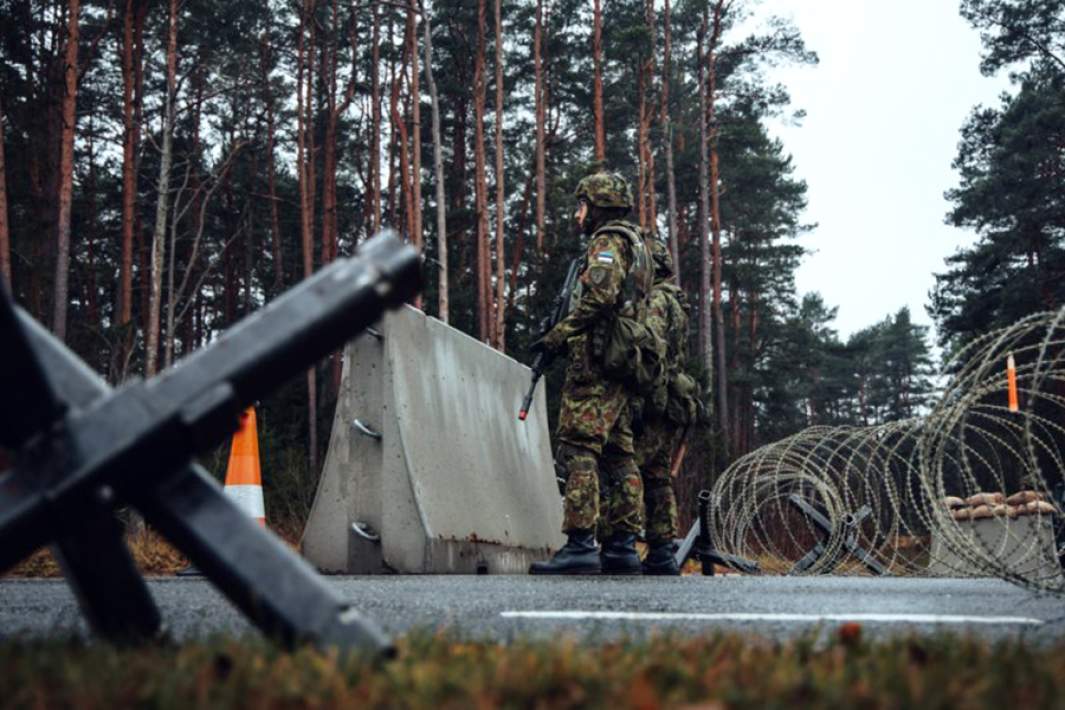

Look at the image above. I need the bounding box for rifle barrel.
[518,359,545,421]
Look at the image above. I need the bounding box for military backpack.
[590,221,667,397]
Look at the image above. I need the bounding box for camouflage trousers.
[556,334,643,535]
[601,413,683,544]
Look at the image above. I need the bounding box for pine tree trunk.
[307,18,318,266]
[636,65,647,228]
[696,16,712,397]
[473,0,490,343]
[533,0,545,254]
[708,0,729,450]
[146,0,177,377]
[369,3,382,235]
[408,1,422,253]
[639,0,657,230]
[126,2,147,378]
[388,13,411,240]
[422,0,448,323]
[592,0,605,163]
[53,0,81,342]
[297,0,318,474]
[661,0,680,287]
[492,0,506,350]
[321,0,340,266]
[392,65,413,242]
[407,1,423,311]
[386,36,399,230]
[119,0,145,328]
[0,96,10,290]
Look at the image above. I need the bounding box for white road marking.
[500,611,1044,625]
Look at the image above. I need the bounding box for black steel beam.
[0,231,420,654]
[786,494,886,576]
[674,490,760,575]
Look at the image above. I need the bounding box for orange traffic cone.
[223,407,265,526]
[1007,352,1019,413]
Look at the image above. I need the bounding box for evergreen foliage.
[933,0,1065,354]
[0,0,940,515]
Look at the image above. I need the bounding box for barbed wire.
[706,307,1065,592]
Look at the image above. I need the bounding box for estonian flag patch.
[595,251,615,264]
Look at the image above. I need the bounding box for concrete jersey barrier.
[301,305,565,573]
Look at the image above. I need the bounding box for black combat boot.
[529,530,601,575]
[600,533,642,575]
[641,541,680,576]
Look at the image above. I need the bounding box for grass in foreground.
[2,629,1063,709]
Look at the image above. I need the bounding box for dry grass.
[2,630,1064,708]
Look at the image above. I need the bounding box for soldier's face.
[574,200,589,230]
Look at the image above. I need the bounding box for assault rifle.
[518,256,583,421]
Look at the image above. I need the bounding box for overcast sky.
[744,0,1012,340]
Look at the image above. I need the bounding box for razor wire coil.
[705,307,1065,593]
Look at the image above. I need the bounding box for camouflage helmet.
[648,236,674,278]
[574,171,633,210]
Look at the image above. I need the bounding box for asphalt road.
[3,575,1064,644]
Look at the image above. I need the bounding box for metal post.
[674,489,760,575]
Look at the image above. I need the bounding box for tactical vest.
[589,221,663,395]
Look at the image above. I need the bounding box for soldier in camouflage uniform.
[529,171,654,576]
[595,237,692,573]
[636,238,692,575]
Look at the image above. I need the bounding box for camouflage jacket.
[548,220,653,343]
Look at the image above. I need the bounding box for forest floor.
[5,527,722,578]
[5,524,305,578]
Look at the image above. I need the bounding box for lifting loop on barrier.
[352,419,383,441]
[352,521,381,542]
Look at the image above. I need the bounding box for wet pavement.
[3,574,1064,645]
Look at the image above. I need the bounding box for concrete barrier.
[301,306,565,573]
[928,514,1062,582]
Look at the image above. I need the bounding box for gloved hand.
[531,326,566,355]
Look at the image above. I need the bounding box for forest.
[1,0,1058,520]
